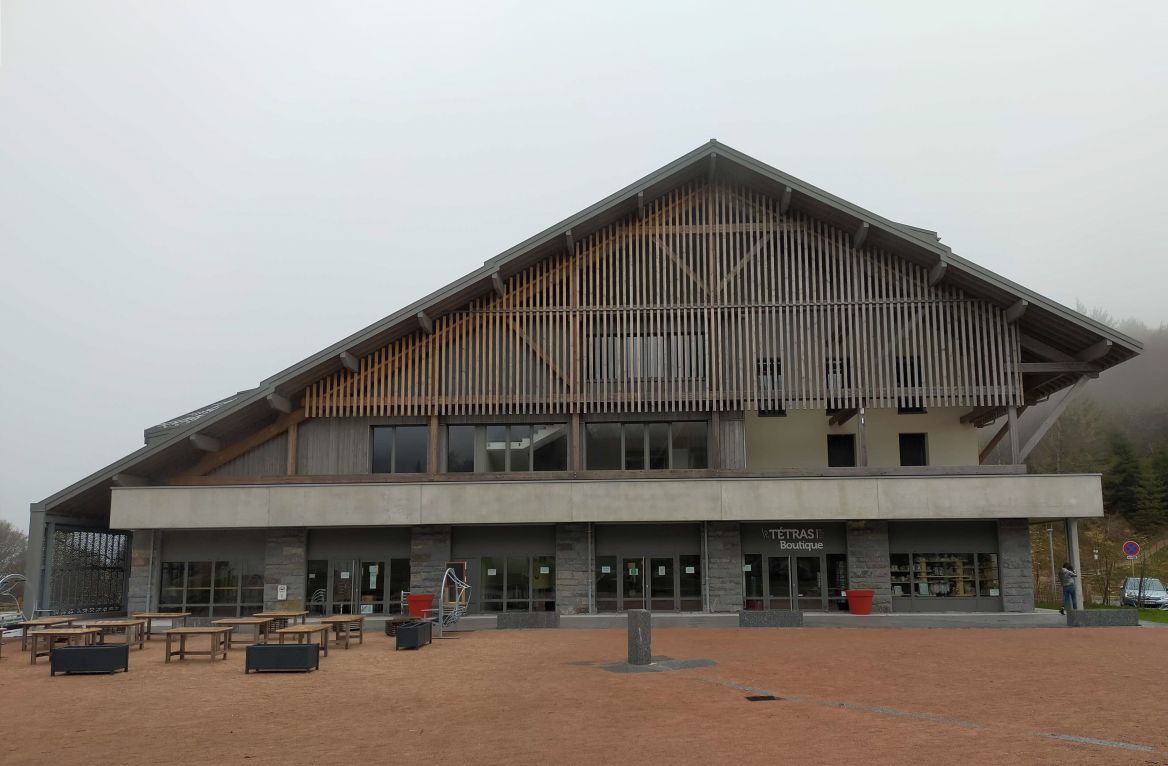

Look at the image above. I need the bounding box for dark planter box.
[738,610,804,628]
[385,616,412,637]
[395,620,433,650]
[497,612,560,629]
[1066,609,1140,627]
[245,643,320,673]
[50,644,130,676]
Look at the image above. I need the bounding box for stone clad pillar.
[555,523,591,614]
[705,522,743,612]
[628,609,652,665]
[409,525,452,596]
[264,529,307,610]
[998,518,1035,612]
[126,530,161,613]
[845,521,892,613]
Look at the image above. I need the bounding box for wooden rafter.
[177,409,307,478]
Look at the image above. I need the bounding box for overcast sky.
[1,2,1166,532]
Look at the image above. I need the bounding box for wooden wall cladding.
[306,181,1021,417]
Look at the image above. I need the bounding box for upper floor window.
[899,433,928,466]
[446,424,568,473]
[825,359,851,391]
[588,334,706,382]
[371,426,429,473]
[896,356,926,413]
[827,434,857,468]
[585,420,708,470]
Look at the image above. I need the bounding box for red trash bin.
[845,589,875,615]
[406,593,435,618]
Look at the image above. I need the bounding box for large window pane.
[307,559,329,615]
[899,433,928,467]
[510,425,532,472]
[533,556,555,611]
[978,553,1000,597]
[389,558,410,613]
[447,425,475,472]
[595,555,617,612]
[623,423,645,470]
[506,556,530,600]
[371,426,393,473]
[213,561,238,607]
[481,557,504,602]
[647,423,669,470]
[186,561,212,604]
[533,424,568,471]
[485,425,507,472]
[671,421,708,469]
[159,562,185,606]
[393,426,428,473]
[585,423,622,470]
[743,553,764,609]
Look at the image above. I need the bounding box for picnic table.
[28,627,102,665]
[319,614,365,649]
[14,616,76,651]
[131,612,192,640]
[275,624,331,657]
[76,619,147,650]
[164,627,233,662]
[253,610,308,630]
[212,617,272,646]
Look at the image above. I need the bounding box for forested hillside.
[1017,312,1168,602]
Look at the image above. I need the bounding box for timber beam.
[779,186,793,215]
[1017,362,1099,375]
[960,406,998,424]
[828,408,859,426]
[853,222,869,250]
[637,191,645,220]
[491,270,505,297]
[179,409,308,478]
[564,229,575,254]
[928,260,948,286]
[1005,299,1028,324]
[266,392,293,413]
[1019,334,1075,362]
[340,351,360,373]
[189,434,221,453]
[1077,339,1112,362]
[1018,375,1091,462]
[707,152,717,183]
[417,310,434,335]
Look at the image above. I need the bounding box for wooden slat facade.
[305,181,1023,417]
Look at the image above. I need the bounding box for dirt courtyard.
[2,626,1166,765]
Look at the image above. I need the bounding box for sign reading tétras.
[762,527,825,551]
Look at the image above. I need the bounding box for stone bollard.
[628,609,652,666]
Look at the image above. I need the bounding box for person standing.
[1058,562,1078,615]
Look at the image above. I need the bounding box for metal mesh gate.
[47,527,129,615]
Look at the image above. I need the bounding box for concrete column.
[705,522,743,612]
[628,609,652,665]
[1066,518,1083,609]
[263,529,307,610]
[555,523,590,614]
[996,518,1034,612]
[126,530,162,613]
[409,525,452,596]
[23,504,46,617]
[845,521,892,613]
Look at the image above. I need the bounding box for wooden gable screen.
[305,181,1022,417]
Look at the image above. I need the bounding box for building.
[26,141,1141,620]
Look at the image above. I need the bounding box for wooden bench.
[51,644,130,676]
[245,643,320,673]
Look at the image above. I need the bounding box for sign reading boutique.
[742,523,846,555]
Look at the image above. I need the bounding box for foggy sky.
[2,2,1166,531]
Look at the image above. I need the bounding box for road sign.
[1122,540,1140,559]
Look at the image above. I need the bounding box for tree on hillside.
[0,521,28,574]
[1104,434,1144,520]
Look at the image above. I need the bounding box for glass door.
[768,557,792,610]
[621,557,646,610]
[358,560,385,615]
[331,559,358,614]
[649,557,675,610]
[306,559,329,615]
[795,556,824,611]
[679,555,702,611]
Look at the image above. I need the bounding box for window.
[757,357,783,409]
[448,424,568,473]
[586,421,709,470]
[825,359,851,391]
[890,553,996,598]
[480,555,556,612]
[899,433,928,466]
[897,356,926,413]
[371,426,429,473]
[827,435,856,468]
[158,560,264,618]
[588,334,707,382]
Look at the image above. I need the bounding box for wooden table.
[14,617,76,651]
[319,615,365,649]
[131,612,192,640]
[76,619,147,650]
[29,627,102,665]
[164,627,232,662]
[275,624,330,657]
[253,611,308,630]
[212,617,272,646]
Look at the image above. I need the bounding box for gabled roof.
[39,140,1142,514]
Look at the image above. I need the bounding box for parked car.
[1120,577,1168,607]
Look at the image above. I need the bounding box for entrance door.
[794,556,823,611]
[649,557,674,610]
[597,555,702,612]
[331,559,358,614]
[622,557,646,610]
[744,554,828,611]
